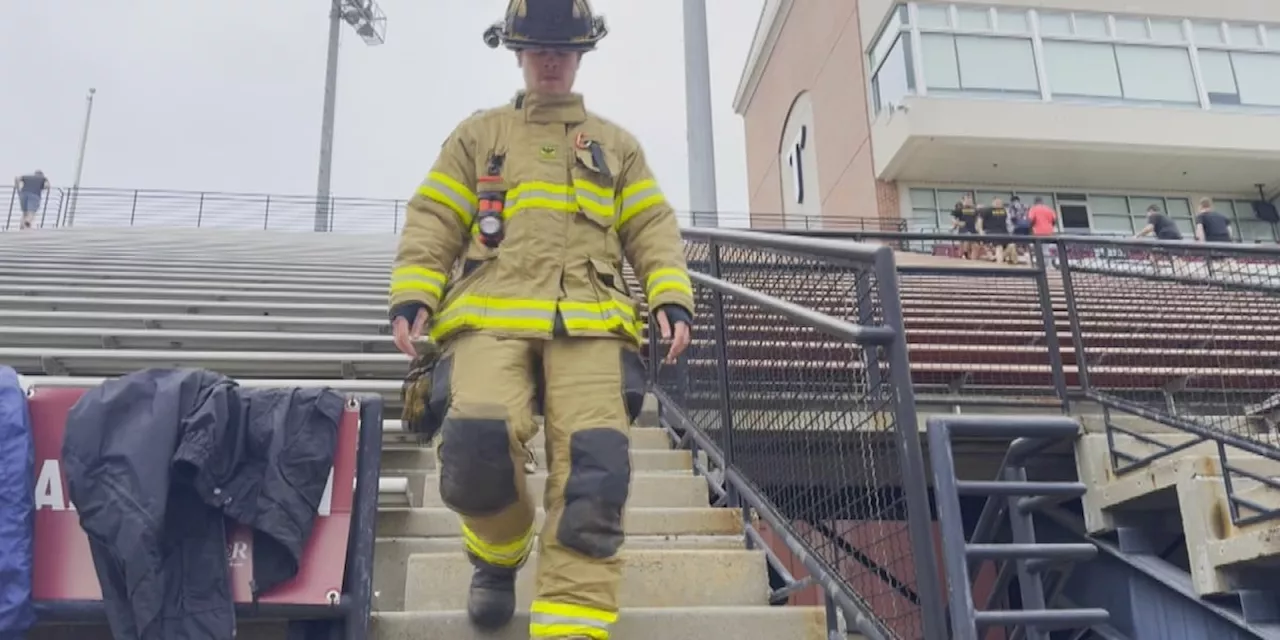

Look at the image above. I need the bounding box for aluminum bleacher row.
[2,228,834,640]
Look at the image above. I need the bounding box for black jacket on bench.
[61,368,343,640]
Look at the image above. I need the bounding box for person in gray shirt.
[13,171,50,230]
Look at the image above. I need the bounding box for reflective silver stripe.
[619,186,663,214]
[506,188,574,212]
[575,190,613,210]
[422,177,477,217]
[529,613,610,631]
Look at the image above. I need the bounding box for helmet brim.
[503,37,600,52]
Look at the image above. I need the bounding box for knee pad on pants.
[557,428,631,559]
[438,415,518,517]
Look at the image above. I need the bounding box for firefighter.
[387,1,694,638]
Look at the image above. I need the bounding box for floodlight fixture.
[314,0,388,231]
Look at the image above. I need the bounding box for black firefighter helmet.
[483,0,609,51]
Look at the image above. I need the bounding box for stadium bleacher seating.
[3,227,829,640]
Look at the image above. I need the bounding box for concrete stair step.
[382,447,691,473]
[373,535,747,612]
[371,606,833,639]
[419,472,708,509]
[403,549,769,610]
[378,507,742,538]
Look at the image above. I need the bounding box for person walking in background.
[950,193,980,260]
[1194,197,1234,276]
[1136,204,1183,273]
[12,171,49,230]
[1194,197,1233,243]
[1026,197,1057,268]
[978,197,1015,264]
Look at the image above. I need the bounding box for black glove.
[655,304,692,328]
[390,301,429,327]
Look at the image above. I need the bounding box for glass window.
[1093,215,1134,234]
[956,6,991,31]
[1238,220,1275,242]
[1039,12,1072,37]
[1165,198,1192,218]
[1019,193,1056,211]
[955,35,1039,93]
[1073,13,1109,38]
[937,190,971,211]
[1199,50,1240,104]
[873,34,914,114]
[921,33,961,89]
[1173,219,1194,236]
[997,8,1029,34]
[1230,24,1262,48]
[909,188,937,209]
[1269,26,1280,49]
[976,191,1013,206]
[1090,195,1129,215]
[917,3,950,29]
[1115,45,1198,103]
[1044,41,1121,98]
[1231,52,1280,106]
[1115,17,1148,41]
[871,11,905,70]
[1193,21,1224,45]
[1128,196,1164,215]
[1149,19,1184,43]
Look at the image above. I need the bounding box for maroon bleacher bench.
[26,385,382,640]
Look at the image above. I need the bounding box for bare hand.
[655,308,690,364]
[392,308,429,358]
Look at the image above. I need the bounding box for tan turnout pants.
[433,332,646,640]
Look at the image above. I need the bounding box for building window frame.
[881,3,1280,113]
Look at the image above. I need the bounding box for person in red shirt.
[1026,197,1057,267]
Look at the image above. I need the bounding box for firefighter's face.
[518,49,581,94]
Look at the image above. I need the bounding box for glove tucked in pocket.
[401,339,452,444]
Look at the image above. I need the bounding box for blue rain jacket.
[0,366,35,639]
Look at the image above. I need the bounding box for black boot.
[467,560,517,630]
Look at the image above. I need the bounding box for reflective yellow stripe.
[573,179,615,221]
[429,295,639,342]
[430,295,558,340]
[389,265,447,299]
[504,182,576,218]
[529,600,616,639]
[645,267,693,299]
[462,522,534,568]
[418,171,478,227]
[615,179,665,227]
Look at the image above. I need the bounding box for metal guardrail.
[650,228,948,640]
[4,187,406,234]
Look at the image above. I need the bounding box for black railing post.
[1032,239,1069,412]
[393,199,401,233]
[1055,239,1091,394]
[707,239,738,507]
[329,197,337,232]
[39,192,52,229]
[871,246,950,640]
[263,195,271,230]
[196,193,205,228]
[129,190,139,226]
[5,189,15,231]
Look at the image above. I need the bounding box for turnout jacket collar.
[520,90,588,124]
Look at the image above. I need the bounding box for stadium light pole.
[314,0,387,232]
[67,87,96,228]
[683,0,719,228]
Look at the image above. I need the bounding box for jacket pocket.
[587,258,640,342]
[572,147,620,229]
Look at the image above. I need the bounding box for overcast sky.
[0,0,762,232]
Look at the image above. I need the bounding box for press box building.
[734,0,1280,240]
